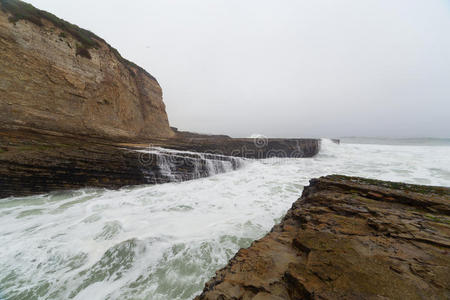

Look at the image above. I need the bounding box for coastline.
[0,127,321,198]
[195,175,450,299]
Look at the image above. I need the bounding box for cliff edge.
[196,175,450,299]
[0,0,321,198]
[0,0,173,140]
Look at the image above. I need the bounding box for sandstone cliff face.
[0,2,173,140]
[196,175,450,299]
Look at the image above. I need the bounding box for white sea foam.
[0,139,449,299]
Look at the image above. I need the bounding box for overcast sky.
[27,0,450,138]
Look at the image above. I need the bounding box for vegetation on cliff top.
[0,0,156,79]
[1,0,99,48]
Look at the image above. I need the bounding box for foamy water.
[1,139,449,299]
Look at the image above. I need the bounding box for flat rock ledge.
[195,175,450,300]
[0,128,320,198]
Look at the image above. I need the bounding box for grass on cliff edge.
[1,0,98,49]
[0,0,156,79]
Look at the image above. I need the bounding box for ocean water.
[0,139,449,300]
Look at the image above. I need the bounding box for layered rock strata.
[0,128,320,198]
[196,175,450,299]
[0,0,173,140]
[0,128,244,198]
[127,137,321,159]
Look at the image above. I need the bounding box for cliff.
[196,175,450,299]
[0,0,173,140]
[0,0,321,198]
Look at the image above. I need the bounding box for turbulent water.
[1,139,450,300]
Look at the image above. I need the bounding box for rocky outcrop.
[130,137,321,159]
[196,175,450,299]
[0,127,320,198]
[0,0,322,198]
[0,0,173,140]
[0,128,247,198]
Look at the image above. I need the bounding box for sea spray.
[0,140,449,299]
[137,147,245,183]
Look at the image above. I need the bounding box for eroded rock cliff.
[0,0,322,198]
[196,175,450,299]
[0,0,173,140]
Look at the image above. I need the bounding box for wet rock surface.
[130,136,321,159]
[195,175,450,300]
[0,128,245,198]
[0,128,320,198]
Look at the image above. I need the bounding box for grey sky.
[27,0,450,138]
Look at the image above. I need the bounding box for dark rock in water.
[0,128,244,198]
[148,137,321,159]
[195,175,450,300]
[173,130,232,139]
[0,128,320,198]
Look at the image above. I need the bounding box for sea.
[0,138,449,299]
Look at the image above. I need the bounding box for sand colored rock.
[0,2,173,140]
[196,175,450,299]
